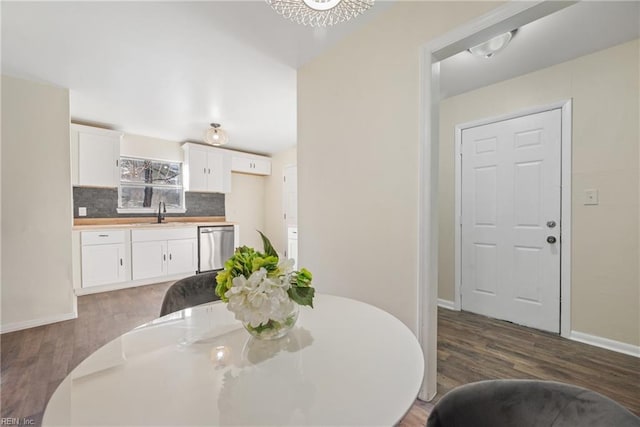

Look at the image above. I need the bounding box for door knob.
[547,236,557,244]
[546,220,557,228]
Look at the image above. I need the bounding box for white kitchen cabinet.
[231,152,271,176]
[71,124,123,187]
[131,240,167,280]
[81,230,129,288]
[131,227,197,281]
[167,239,198,275]
[182,143,231,193]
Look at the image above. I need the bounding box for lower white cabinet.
[167,239,198,275]
[131,228,197,281]
[81,231,129,288]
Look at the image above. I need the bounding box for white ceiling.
[2,1,638,155]
[440,1,640,99]
[1,1,391,155]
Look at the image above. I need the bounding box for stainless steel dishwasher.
[198,225,235,273]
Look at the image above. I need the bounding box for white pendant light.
[204,123,228,146]
[266,0,374,27]
[468,31,516,59]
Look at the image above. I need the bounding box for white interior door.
[461,109,561,333]
[283,165,298,227]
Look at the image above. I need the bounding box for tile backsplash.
[73,187,225,218]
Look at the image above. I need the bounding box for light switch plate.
[584,189,599,205]
[78,207,87,217]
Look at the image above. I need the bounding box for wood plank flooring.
[2,284,639,426]
[1,281,173,425]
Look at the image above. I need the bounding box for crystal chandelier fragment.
[266,0,375,27]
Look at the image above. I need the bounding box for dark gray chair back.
[159,271,220,317]
[426,380,640,427]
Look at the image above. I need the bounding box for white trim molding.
[437,299,456,311]
[569,331,640,358]
[1,310,78,334]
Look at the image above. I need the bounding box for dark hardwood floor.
[2,284,639,426]
[1,281,173,425]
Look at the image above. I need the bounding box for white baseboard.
[75,273,191,296]
[569,331,640,358]
[437,298,456,310]
[1,310,78,334]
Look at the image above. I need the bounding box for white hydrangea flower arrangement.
[215,231,314,339]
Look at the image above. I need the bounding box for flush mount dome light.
[204,123,228,146]
[266,0,374,27]
[468,31,516,58]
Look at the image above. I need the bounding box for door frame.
[417,1,575,401]
[453,101,572,337]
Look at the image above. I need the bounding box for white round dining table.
[43,294,424,426]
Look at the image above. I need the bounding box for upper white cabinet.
[182,143,232,193]
[71,124,123,187]
[231,152,271,176]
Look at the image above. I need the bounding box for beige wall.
[438,40,640,346]
[1,75,75,331]
[298,1,500,332]
[226,173,266,249]
[264,146,296,255]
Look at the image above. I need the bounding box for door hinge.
[284,213,287,220]
[284,176,286,182]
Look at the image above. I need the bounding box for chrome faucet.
[157,201,166,223]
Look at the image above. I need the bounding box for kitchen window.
[117,157,186,213]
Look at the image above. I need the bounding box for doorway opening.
[417,2,578,401]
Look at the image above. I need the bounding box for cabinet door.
[252,157,271,175]
[78,132,120,187]
[231,155,271,176]
[167,239,197,275]
[206,151,225,192]
[231,156,253,174]
[132,241,167,280]
[82,244,127,287]
[188,148,209,192]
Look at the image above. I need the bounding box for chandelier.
[266,0,375,27]
[204,123,229,146]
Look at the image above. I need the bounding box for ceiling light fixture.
[468,30,516,59]
[204,123,228,146]
[266,0,374,27]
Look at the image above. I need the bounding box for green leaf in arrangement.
[257,230,279,258]
[288,286,315,308]
[294,268,313,287]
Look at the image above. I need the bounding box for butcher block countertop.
[73,216,234,230]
